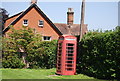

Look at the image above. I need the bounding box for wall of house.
[5,8,60,40]
[5,15,20,29]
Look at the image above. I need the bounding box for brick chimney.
[67,8,74,25]
[31,0,37,4]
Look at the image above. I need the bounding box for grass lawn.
[1,68,95,79]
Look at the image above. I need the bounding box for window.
[23,19,28,26]
[42,36,51,41]
[38,20,44,27]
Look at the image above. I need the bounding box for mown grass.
[2,68,109,81]
[2,68,95,79]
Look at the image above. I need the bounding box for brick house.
[3,1,88,41]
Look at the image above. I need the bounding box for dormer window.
[38,20,44,27]
[23,19,28,26]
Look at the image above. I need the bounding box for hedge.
[77,27,120,80]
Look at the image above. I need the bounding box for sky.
[0,0,118,31]
[118,1,120,26]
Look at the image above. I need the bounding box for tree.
[0,8,9,30]
[2,26,42,68]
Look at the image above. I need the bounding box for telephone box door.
[56,35,77,75]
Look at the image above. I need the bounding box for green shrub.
[2,26,41,68]
[27,40,57,69]
[2,38,25,68]
[77,27,120,80]
[2,53,25,68]
[2,26,57,69]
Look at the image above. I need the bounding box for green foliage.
[2,54,25,68]
[2,26,42,68]
[77,26,120,80]
[2,38,25,68]
[27,40,57,69]
[2,26,57,69]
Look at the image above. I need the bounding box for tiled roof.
[54,23,88,36]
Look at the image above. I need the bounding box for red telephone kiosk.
[56,35,77,75]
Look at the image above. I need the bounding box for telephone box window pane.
[67,44,74,46]
[59,47,62,50]
[66,61,74,63]
[57,57,61,60]
[58,64,61,66]
[67,51,74,53]
[66,57,73,60]
[67,47,74,50]
[59,43,62,46]
[59,50,62,52]
[66,68,73,71]
[66,65,73,67]
[58,61,61,63]
[66,54,73,56]
[58,67,61,69]
[58,54,61,56]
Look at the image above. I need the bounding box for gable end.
[3,3,62,35]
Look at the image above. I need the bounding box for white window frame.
[38,20,44,27]
[42,36,51,41]
[23,19,28,26]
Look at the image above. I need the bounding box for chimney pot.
[68,8,73,12]
[67,8,74,25]
[31,0,37,4]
